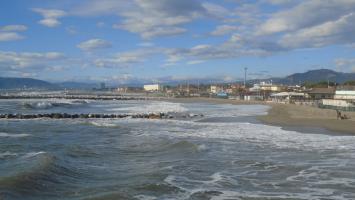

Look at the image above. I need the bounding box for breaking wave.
[23,100,89,110]
[0,151,84,198]
[109,101,188,114]
[0,132,30,138]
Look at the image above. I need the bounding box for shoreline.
[164,97,355,135]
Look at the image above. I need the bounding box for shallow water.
[0,99,355,200]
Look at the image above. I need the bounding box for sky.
[0,0,355,84]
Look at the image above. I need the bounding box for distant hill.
[250,69,355,85]
[281,69,355,85]
[0,77,58,89]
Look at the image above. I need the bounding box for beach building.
[144,84,162,92]
[334,90,355,101]
[315,88,355,111]
[270,92,306,103]
[307,88,335,100]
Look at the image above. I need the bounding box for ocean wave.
[166,141,201,152]
[0,151,18,158]
[66,145,100,158]
[0,132,30,138]
[109,101,188,114]
[87,120,120,128]
[22,100,89,110]
[0,151,84,197]
[132,117,355,151]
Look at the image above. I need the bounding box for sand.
[164,97,355,135]
[258,103,355,135]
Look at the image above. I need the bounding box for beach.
[166,97,355,135]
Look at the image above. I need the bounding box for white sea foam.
[109,101,188,114]
[89,120,119,127]
[195,104,269,117]
[134,195,157,200]
[165,172,349,200]
[122,115,355,151]
[0,151,18,158]
[0,132,30,138]
[22,151,46,158]
[186,122,355,151]
[23,99,89,109]
[100,102,355,151]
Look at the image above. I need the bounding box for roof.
[271,92,305,97]
[308,88,335,94]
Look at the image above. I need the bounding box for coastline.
[164,97,355,135]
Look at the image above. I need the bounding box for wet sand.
[165,97,355,135]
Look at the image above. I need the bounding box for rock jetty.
[0,112,203,120]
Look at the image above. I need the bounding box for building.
[210,85,222,94]
[259,82,285,92]
[318,88,355,111]
[334,90,355,101]
[116,87,127,93]
[249,82,285,93]
[270,92,306,103]
[144,84,162,91]
[308,88,335,100]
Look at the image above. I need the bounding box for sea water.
[0,99,355,200]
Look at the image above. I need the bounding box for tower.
[244,67,248,87]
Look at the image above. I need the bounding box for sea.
[1,99,355,200]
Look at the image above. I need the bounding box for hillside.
[0,77,58,89]
[281,69,355,84]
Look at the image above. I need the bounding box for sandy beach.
[165,97,355,135]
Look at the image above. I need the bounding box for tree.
[302,81,337,88]
[343,80,355,86]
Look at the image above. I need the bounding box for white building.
[210,85,222,94]
[334,90,355,101]
[144,84,162,91]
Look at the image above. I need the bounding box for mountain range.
[0,77,58,90]
[0,69,354,89]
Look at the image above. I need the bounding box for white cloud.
[1,25,27,32]
[74,0,206,39]
[65,26,78,34]
[20,72,38,78]
[77,38,112,51]
[93,47,168,68]
[279,13,355,49]
[0,51,65,72]
[211,25,238,36]
[265,0,300,5]
[0,32,24,41]
[258,0,355,35]
[0,24,27,42]
[187,60,205,65]
[137,42,155,47]
[202,2,229,18]
[32,8,67,27]
[71,0,132,16]
[335,58,355,72]
[96,21,105,28]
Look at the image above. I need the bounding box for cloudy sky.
[0,0,354,84]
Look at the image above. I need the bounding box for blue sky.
[0,0,354,84]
